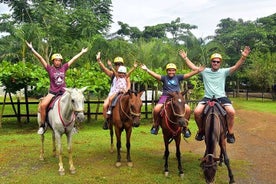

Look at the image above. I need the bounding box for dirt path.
[186,109,276,184]
[232,109,276,184]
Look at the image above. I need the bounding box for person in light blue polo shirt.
[179,46,251,143]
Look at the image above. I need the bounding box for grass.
[1,97,275,183]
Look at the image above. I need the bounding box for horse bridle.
[203,154,218,168]
[164,98,187,125]
[119,94,141,120]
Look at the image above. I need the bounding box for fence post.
[16,97,21,124]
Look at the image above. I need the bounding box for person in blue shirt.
[141,63,204,138]
[179,46,251,143]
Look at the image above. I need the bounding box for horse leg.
[39,134,45,160]
[52,131,57,157]
[115,128,122,167]
[110,123,114,153]
[163,139,170,177]
[175,136,184,178]
[67,133,76,174]
[126,128,133,167]
[55,133,65,175]
[220,141,235,184]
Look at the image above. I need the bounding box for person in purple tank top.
[141,63,204,138]
[26,41,88,135]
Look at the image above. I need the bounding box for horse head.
[127,90,144,127]
[201,154,220,184]
[64,87,87,123]
[167,90,188,128]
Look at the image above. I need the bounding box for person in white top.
[96,52,137,129]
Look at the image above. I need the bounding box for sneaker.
[107,110,112,115]
[71,127,78,135]
[102,120,109,130]
[37,126,45,135]
[182,128,191,138]
[150,127,158,135]
[195,132,204,141]
[227,133,235,144]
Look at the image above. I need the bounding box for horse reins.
[119,94,141,120]
[57,98,76,130]
[164,99,187,137]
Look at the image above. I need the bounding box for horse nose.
[132,117,140,127]
[178,118,186,127]
[76,112,85,122]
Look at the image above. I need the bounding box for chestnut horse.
[200,98,235,184]
[109,90,144,167]
[159,91,189,178]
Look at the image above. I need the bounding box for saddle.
[47,94,62,112]
[203,100,227,116]
[111,93,123,107]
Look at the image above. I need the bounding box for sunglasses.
[115,63,123,66]
[212,60,221,64]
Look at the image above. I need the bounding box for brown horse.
[109,90,144,167]
[159,91,189,178]
[200,98,235,184]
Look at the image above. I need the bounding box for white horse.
[38,87,87,175]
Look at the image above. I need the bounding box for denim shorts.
[199,97,232,106]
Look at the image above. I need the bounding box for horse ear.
[64,87,73,93]
[181,89,189,96]
[138,90,144,97]
[80,86,87,92]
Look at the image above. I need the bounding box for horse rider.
[141,63,204,138]
[96,52,137,129]
[179,46,251,143]
[26,41,88,134]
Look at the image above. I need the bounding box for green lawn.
[1,97,275,183]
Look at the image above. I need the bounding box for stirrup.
[102,120,109,130]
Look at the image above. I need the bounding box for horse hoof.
[59,171,65,176]
[70,169,76,174]
[115,162,121,167]
[39,156,44,161]
[164,171,169,177]
[180,173,184,179]
[127,162,133,167]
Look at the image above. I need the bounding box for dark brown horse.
[109,90,144,167]
[159,91,189,178]
[200,98,235,184]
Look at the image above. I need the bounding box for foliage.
[0,61,38,93]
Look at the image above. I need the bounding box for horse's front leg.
[163,138,170,177]
[115,127,122,167]
[52,131,57,157]
[175,135,184,178]
[55,132,65,175]
[220,140,235,184]
[39,134,45,160]
[126,127,133,167]
[67,132,76,174]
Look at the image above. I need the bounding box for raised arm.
[25,41,47,68]
[96,52,114,77]
[126,61,138,78]
[183,66,205,79]
[67,47,88,67]
[141,64,161,81]
[179,50,199,71]
[229,46,251,74]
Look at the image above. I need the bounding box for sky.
[110,0,276,38]
[1,0,276,38]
